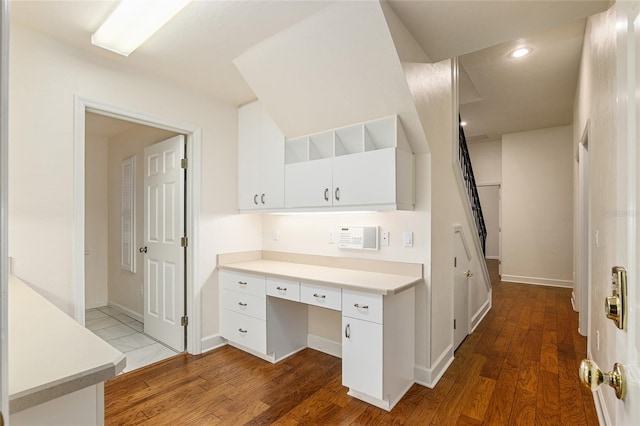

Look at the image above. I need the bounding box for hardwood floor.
[105,260,599,425]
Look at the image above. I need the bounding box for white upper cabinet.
[284,116,414,211]
[238,101,285,211]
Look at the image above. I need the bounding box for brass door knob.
[579,359,626,400]
[465,270,473,277]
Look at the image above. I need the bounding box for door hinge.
[181,236,188,247]
[454,319,457,330]
[181,316,188,327]
[181,158,188,169]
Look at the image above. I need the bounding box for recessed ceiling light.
[92,0,192,57]
[509,47,532,59]
[460,121,468,126]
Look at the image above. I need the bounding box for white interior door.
[618,1,640,422]
[143,135,185,352]
[453,229,470,350]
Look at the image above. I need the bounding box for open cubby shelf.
[284,115,410,165]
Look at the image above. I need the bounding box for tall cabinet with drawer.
[219,267,415,411]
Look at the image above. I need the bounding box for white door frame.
[73,96,202,355]
[577,124,590,338]
[0,0,9,420]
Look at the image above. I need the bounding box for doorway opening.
[85,113,186,372]
[73,97,202,362]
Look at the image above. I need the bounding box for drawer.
[220,270,265,298]
[342,290,383,324]
[300,282,341,311]
[220,309,266,354]
[266,277,300,302]
[221,289,266,320]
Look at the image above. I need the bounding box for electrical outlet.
[328,230,334,244]
[381,231,389,246]
[273,229,280,241]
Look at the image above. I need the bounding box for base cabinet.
[341,288,415,411]
[219,268,415,411]
[342,316,383,399]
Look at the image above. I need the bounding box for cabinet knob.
[345,323,351,338]
[238,328,248,334]
[354,303,369,310]
[324,188,329,202]
[276,286,287,292]
[335,187,340,201]
[238,281,247,286]
[238,302,248,307]
[261,193,265,204]
[313,293,326,299]
[253,194,258,205]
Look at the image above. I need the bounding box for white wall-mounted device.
[338,226,378,250]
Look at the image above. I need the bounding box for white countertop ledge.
[9,275,126,414]
[218,254,423,295]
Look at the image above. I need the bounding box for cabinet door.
[285,158,333,208]
[260,108,285,209]
[238,102,262,210]
[342,316,383,399]
[333,149,396,207]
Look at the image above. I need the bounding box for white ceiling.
[11,0,612,142]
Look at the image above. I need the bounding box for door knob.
[139,246,148,254]
[465,270,473,277]
[579,359,626,400]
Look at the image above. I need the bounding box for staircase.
[458,116,487,255]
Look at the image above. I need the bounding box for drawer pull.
[276,286,287,291]
[345,323,350,338]
[238,328,248,334]
[354,303,369,309]
[238,281,247,286]
[313,293,326,299]
[238,302,248,307]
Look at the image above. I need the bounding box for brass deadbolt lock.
[605,266,627,330]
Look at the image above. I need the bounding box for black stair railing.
[458,116,487,255]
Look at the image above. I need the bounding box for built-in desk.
[9,275,125,425]
[218,251,422,411]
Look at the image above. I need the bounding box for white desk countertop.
[9,275,125,413]
[219,259,422,295]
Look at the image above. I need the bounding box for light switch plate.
[403,231,413,247]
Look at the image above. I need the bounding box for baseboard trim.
[201,334,226,354]
[86,301,107,310]
[485,255,500,260]
[107,301,143,322]
[501,274,573,288]
[307,334,342,359]
[470,295,491,333]
[414,345,454,388]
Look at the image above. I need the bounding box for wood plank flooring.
[105,260,599,425]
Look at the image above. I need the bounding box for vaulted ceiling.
[12,0,612,142]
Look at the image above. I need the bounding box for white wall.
[403,59,491,380]
[8,23,262,345]
[84,134,108,308]
[573,5,618,420]
[467,139,502,185]
[502,125,573,287]
[107,124,178,317]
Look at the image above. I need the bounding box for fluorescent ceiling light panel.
[92,0,191,56]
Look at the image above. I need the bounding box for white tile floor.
[85,306,179,373]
